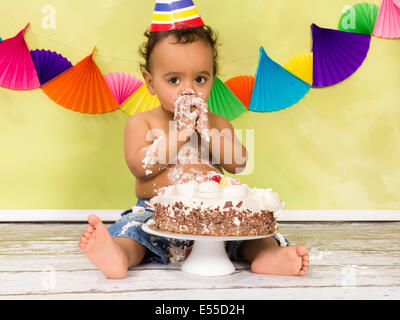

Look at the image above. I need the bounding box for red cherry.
[210,175,222,183]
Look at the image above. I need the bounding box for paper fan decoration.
[104,72,143,106]
[0,23,40,90]
[208,76,247,120]
[311,23,371,87]
[248,47,311,112]
[224,76,255,109]
[119,83,160,115]
[338,3,379,35]
[373,0,400,39]
[283,53,313,85]
[30,49,73,85]
[41,49,119,114]
[395,0,400,8]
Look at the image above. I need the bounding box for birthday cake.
[150,175,283,236]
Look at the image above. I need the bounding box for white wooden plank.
[5,286,399,300]
[0,266,399,296]
[0,249,398,273]
[0,210,399,222]
[1,222,399,300]
[1,222,398,241]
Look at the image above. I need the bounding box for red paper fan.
[224,76,255,109]
[41,49,119,114]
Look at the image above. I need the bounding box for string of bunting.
[0,0,399,120]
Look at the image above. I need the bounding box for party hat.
[338,3,379,35]
[119,83,160,115]
[0,23,40,90]
[311,23,371,87]
[42,48,119,114]
[150,0,204,32]
[208,76,247,120]
[373,0,400,39]
[224,75,255,109]
[104,72,143,106]
[249,47,311,112]
[283,52,313,85]
[30,49,73,85]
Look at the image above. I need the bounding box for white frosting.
[222,184,249,199]
[176,181,197,197]
[151,178,284,218]
[263,189,283,212]
[194,181,222,199]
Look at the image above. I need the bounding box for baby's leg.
[79,214,146,279]
[239,237,309,276]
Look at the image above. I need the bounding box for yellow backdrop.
[0,0,399,211]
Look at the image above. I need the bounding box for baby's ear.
[142,70,156,95]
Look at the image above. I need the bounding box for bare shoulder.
[125,108,156,130]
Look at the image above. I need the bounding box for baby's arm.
[206,114,248,174]
[124,112,196,180]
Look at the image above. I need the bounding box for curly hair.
[139,25,219,76]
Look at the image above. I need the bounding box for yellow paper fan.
[119,84,160,116]
[283,53,313,85]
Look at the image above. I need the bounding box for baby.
[79,25,309,279]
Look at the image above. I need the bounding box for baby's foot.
[251,245,309,276]
[78,214,128,279]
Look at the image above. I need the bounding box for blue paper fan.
[249,47,311,112]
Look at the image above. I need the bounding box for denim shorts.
[108,198,291,265]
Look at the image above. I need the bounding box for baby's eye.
[195,76,207,84]
[168,77,180,84]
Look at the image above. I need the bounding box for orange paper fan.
[224,76,255,108]
[41,48,119,114]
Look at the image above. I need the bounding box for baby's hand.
[174,95,201,134]
[195,99,210,142]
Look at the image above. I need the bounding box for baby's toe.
[296,245,308,257]
[83,231,92,239]
[78,237,88,249]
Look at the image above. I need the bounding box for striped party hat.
[150,0,204,32]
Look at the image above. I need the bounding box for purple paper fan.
[311,23,371,87]
[30,49,73,85]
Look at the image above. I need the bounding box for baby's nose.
[181,88,196,96]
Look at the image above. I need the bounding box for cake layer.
[152,201,276,236]
[150,178,282,237]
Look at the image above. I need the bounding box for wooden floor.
[0,222,399,300]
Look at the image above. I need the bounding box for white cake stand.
[142,219,274,277]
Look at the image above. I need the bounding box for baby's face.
[144,34,214,114]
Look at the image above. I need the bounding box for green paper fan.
[208,76,247,120]
[338,3,379,35]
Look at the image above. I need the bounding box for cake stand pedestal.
[142,219,273,277]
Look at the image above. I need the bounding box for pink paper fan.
[394,0,400,8]
[373,0,400,39]
[104,72,144,106]
[0,23,40,89]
